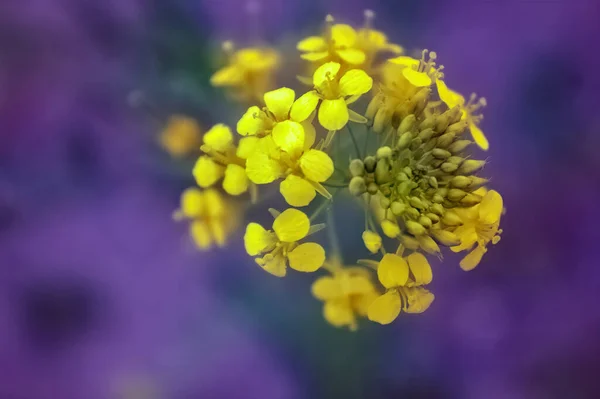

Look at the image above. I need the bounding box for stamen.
[363,9,375,31]
[222,41,235,61]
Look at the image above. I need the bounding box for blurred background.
[1,0,600,398]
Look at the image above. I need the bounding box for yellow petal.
[299,149,334,183]
[280,175,316,207]
[203,188,225,217]
[301,120,316,150]
[256,254,287,277]
[190,221,212,250]
[300,51,330,62]
[313,62,341,88]
[388,56,420,67]
[318,98,348,131]
[244,222,276,256]
[324,299,355,328]
[402,68,432,87]
[288,242,325,272]
[450,226,478,253]
[272,120,305,154]
[367,291,401,325]
[245,151,283,184]
[339,69,373,97]
[405,287,435,314]
[479,190,503,225]
[336,48,366,65]
[210,65,242,86]
[193,156,224,188]
[272,208,310,242]
[179,188,204,218]
[209,219,227,247]
[460,245,487,271]
[381,220,400,238]
[290,91,320,122]
[436,80,464,108]
[297,36,327,52]
[344,275,375,295]
[352,291,379,317]
[362,230,382,254]
[203,124,233,152]
[237,106,268,136]
[331,24,357,47]
[223,164,249,196]
[407,252,433,285]
[377,254,409,289]
[236,136,259,159]
[470,123,489,151]
[264,87,295,121]
[312,276,343,300]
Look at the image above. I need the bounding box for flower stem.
[347,123,362,159]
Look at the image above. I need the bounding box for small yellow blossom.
[174,187,238,250]
[192,124,253,196]
[290,62,372,133]
[368,253,435,325]
[436,79,489,150]
[389,50,443,88]
[211,43,280,102]
[244,209,326,277]
[451,189,503,271]
[159,115,202,157]
[312,258,379,330]
[355,11,403,70]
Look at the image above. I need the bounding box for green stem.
[309,197,332,222]
[326,208,342,260]
[347,123,362,159]
[321,181,348,188]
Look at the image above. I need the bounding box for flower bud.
[446,120,468,135]
[380,196,391,209]
[418,128,434,142]
[440,162,458,173]
[364,156,377,172]
[430,203,444,216]
[428,176,438,189]
[396,131,414,149]
[450,175,471,188]
[410,137,422,151]
[365,94,382,120]
[436,132,455,148]
[461,192,482,206]
[349,176,367,196]
[419,115,436,131]
[391,201,406,216]
[362,230,382,253]
[400,235,420,250]
[468,176,489,189]
[426,213,440,223]
[418,235,440,254]
[367,182,379,195]
[405,207,420,219]
[398,114,417,135]
[446,106,462,125]
[447,156,464,165]
[457,159,486,175]
[412,88,431,115]
[349,159,365,177]
[402,166,413,177]
[418,215,433,228]
[406,220,426,236]
[381,220,400,238]
[430,229,461,246]
[442,211,463,226]
[375,159,392,184]
[373,108,392,133]
[396,172,409,182]
[448,140,471,153]
[447,188,467,201]
[376,146,393,159]
[432,148,451,159]
[409,197,426,209]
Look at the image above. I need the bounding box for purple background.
[1,0,599,398]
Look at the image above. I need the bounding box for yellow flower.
[355,11,403,70]
[192,124,252,196]
[389,50,442,88]
[236,87,316,156]
[173,187,238,250]
[159,115,202,157]
[290,62,373,132]
[211,43,280,102]
[368,253,435,325]
[312,259,379,331]
[436,79,489,150]
[450,189,503,271]
[244,209,326,277]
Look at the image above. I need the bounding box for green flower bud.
[375,159,392,184]
[349,176,367,196]
[406,220,426,236]
[412,148,425,160]
[447,188,467,201]
[349,159,365,177]
[436,188,448,198]
[423,137,438,152]
[428,176,439,189]
[446,120,468,135]
[380,186,392,196]
[440,162,458,173]
[376,146,393,160]
[380,196,391,209]
[447,106,462,125]
[430,203,444,216]
[418,128,434,142]
[457,159,486,175]
[430,229,461,246]
[365,95,382,120]
[426,213,440,223]
[396,172,409,182]
[373,108,392,133]
[400,234,421,250]
[461,192,482,206]
[432,148,452,159]
[397,131,414,149]
[447,156,464,165]
[419,215,433,228]
[367,182,379,195]
[418,235,440,254]
[409,197,426,209]
[402,166,413,177]
[412,88,431,115]
[410,137,422,151]
[398,114,417,135]
[468,176,489,189]
[442,211,463,226]
[364,156,377,173]
[448,140,471,153]
[433,194,445,204]
[436,132,456,148]
[419,115,436,131]
[391,201,406,216]
[450,175,471,188]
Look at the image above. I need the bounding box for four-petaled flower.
[244,209,326,277]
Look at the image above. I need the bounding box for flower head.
[290,62,373,132]
[159,115,202,157]
[312,258,379,331]
[211,42,280,103]
[174,188,238,250]
[450,189,503,270]
[244,209,326,277]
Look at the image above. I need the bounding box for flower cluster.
[180,11,505,330]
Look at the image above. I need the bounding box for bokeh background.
[1,0,600,398]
